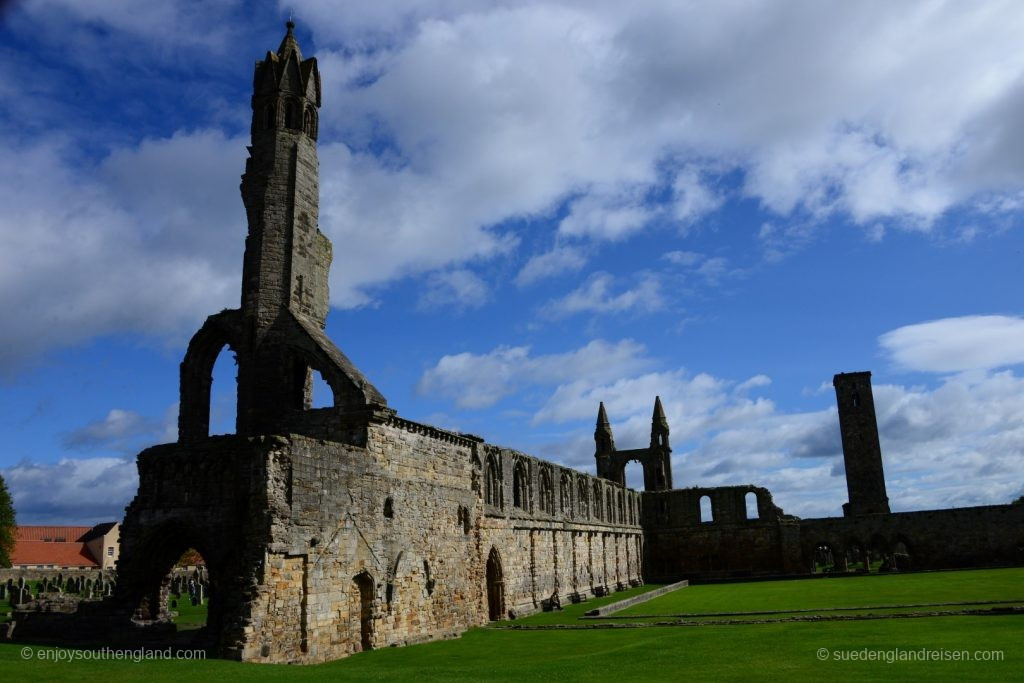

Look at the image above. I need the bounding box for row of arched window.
[698,491,760,523]
[261,98,318,139]
[482,453,640,525]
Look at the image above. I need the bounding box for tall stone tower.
[833,371,890,516]
[177,21,385,442]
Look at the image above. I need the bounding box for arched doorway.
[352,572,374,652]
[486,548,504,621]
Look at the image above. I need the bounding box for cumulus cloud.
[879,315,1024,373]
[417,339,653,409]
[5,2,1024,364]
[2,457,138,525]
[417,269,490,310]
[423,333,1024,517]
[308,0,1024,306]
[541,272,663,318]
[0,130,244,375]
[62,407,176,453]
[515,245,588,286]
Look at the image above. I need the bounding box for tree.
[0,473,15,568]
[1013,495,1024,506]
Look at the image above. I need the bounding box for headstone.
[170,599,177,608]
[198,583,205,604]
[17,577,24,589]
[0,584,6,600]
[191,596,199,607]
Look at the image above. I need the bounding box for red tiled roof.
[11,541,99,568]
[17,526,92,543]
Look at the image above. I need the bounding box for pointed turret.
[650,396,669,449]
[277,20,303,61]
[595,402,615,454]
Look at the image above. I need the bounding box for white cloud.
[0,130,244,374]
[879,315,1024,373]
[417,268,490,310]
[61,406,176,453]
[558,186,657,241]
[305,0,1024,305]
[3,456,138,525]
[541,272,663,318]
[6,3,1024,363]
[662,250,703,267]
[417,339,652,409]
[515,245,587,286]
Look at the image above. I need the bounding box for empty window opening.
[745,491,759,520]
[209,347,237,435]
[383,497,394,518]
[623,460,644,490]
[284,100,299,129]
[310,369,333,409]
[699,495,713,523]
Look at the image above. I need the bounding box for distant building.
[10,523,120,570]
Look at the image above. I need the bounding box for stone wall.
[92,410,643,664]
[642,486,802,580]
[799,504,1024,572]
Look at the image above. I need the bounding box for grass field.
[1,568,1020,681]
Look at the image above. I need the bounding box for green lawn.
[0,568,1020,681]
[613,568,1024,618]
[167,596,208,630]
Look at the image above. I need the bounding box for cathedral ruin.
[14,23,1023,663]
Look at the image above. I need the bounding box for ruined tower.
[594,397,673,491]
[833,371,890,516]
[177,21,385,443]
[594,402,616,479]
[650,396,672,489]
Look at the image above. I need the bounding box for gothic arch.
[484,454,501,508]
[577,477,589,518]
[538,467,554,514]
[179,310,244,442]
[486,548,504,621]
[512,459,530,510]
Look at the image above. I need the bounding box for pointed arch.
[179,309,244,442]
[484,453,502,508]
[486,548,504,621]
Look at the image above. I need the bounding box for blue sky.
[2,0,1023,524]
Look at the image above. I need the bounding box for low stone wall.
[583,579,689,617]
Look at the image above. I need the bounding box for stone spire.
[595,402,616,455]
[650,395,669,449]
[241,20,324,330]
[277,20,303,61]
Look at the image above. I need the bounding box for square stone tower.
[833,371,890,516]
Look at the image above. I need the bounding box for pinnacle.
[277,19,303,62]
[653,395,666,421]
